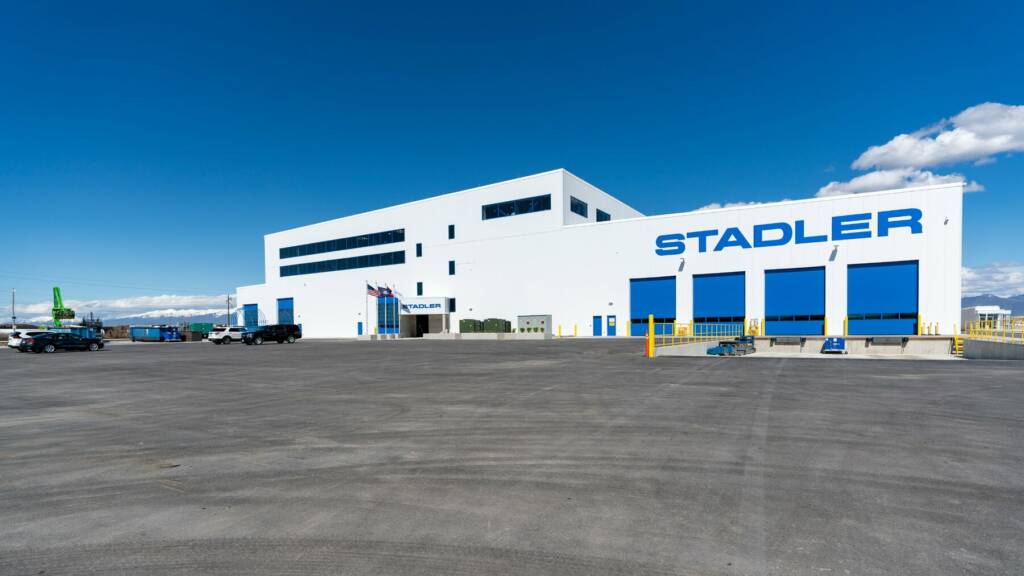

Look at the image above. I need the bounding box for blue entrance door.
[242,304,259,328]
[607,315,617,336]
[357,321,363,336]
[277,298,294,324]
[593,315,602,336]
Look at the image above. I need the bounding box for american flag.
[366,283,379,298]
[378,286,393,298]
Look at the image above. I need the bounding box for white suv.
[208,326,244,345]
[8,330,49,351]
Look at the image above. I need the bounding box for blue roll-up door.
[277,298,294,324]
[847,261,918,335]
[765,267,825,335]
[693,272,745,334]
[630,276,676,336]
[243,304,259,328]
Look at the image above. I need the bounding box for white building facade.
[237,169,963,338]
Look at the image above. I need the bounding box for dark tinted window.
[596,209,611,222]
[448,224,455,239]
[279,228,405,259]
[416,243,422,257]
[280,250,406,278]
[448,260,455,275]
[481,194,551,220]
[417,282,423,296]
[570,196,588,218]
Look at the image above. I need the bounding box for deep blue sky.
[2,1,1022,312]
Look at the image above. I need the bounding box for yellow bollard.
[843,316,848,337]
[743,317,748,337]
[558,325,562,338]
[647,314,655,358]
[573,324,577,338]
[917,314,923,336]
[823,316,828,336]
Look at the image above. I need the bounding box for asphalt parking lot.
[1,339,1022,575]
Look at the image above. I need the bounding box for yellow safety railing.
[649,320,744,350]
[965,319,1024,345]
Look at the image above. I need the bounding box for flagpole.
[364,280,368,337]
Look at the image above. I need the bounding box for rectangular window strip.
[596,209,611,222]
[846,312,918,321]
[280,250,405,277]
[481,194,551,220]
[570,196,588,218]
[693,315,746,323]
[764,314,826,322]
[279,228,405,259]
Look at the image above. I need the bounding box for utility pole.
[226,294,233,327]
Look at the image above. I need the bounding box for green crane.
[52,287,75,328]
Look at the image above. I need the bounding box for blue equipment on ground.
[822,337,847,354]
[707,336,756,356]
[50,326,102,339]
[129,325,183,342]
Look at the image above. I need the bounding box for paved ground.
[1,340,1022,575]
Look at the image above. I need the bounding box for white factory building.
[236,169,963,339]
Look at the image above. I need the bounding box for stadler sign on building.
[237,169,962,339]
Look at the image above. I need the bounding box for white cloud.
[962,263,1024,297]
[10,294,231,321]
[853,103,1024,170]
[814,102,1018,198]
[816,168,983,197]
[695,200,765,211]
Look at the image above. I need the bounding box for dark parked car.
[242,324,302,345]
[20,332,104,353]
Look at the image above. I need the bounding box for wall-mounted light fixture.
[678,257,686,272]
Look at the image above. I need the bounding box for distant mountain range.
[961,293,1024,312]
[100,313,229,326]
